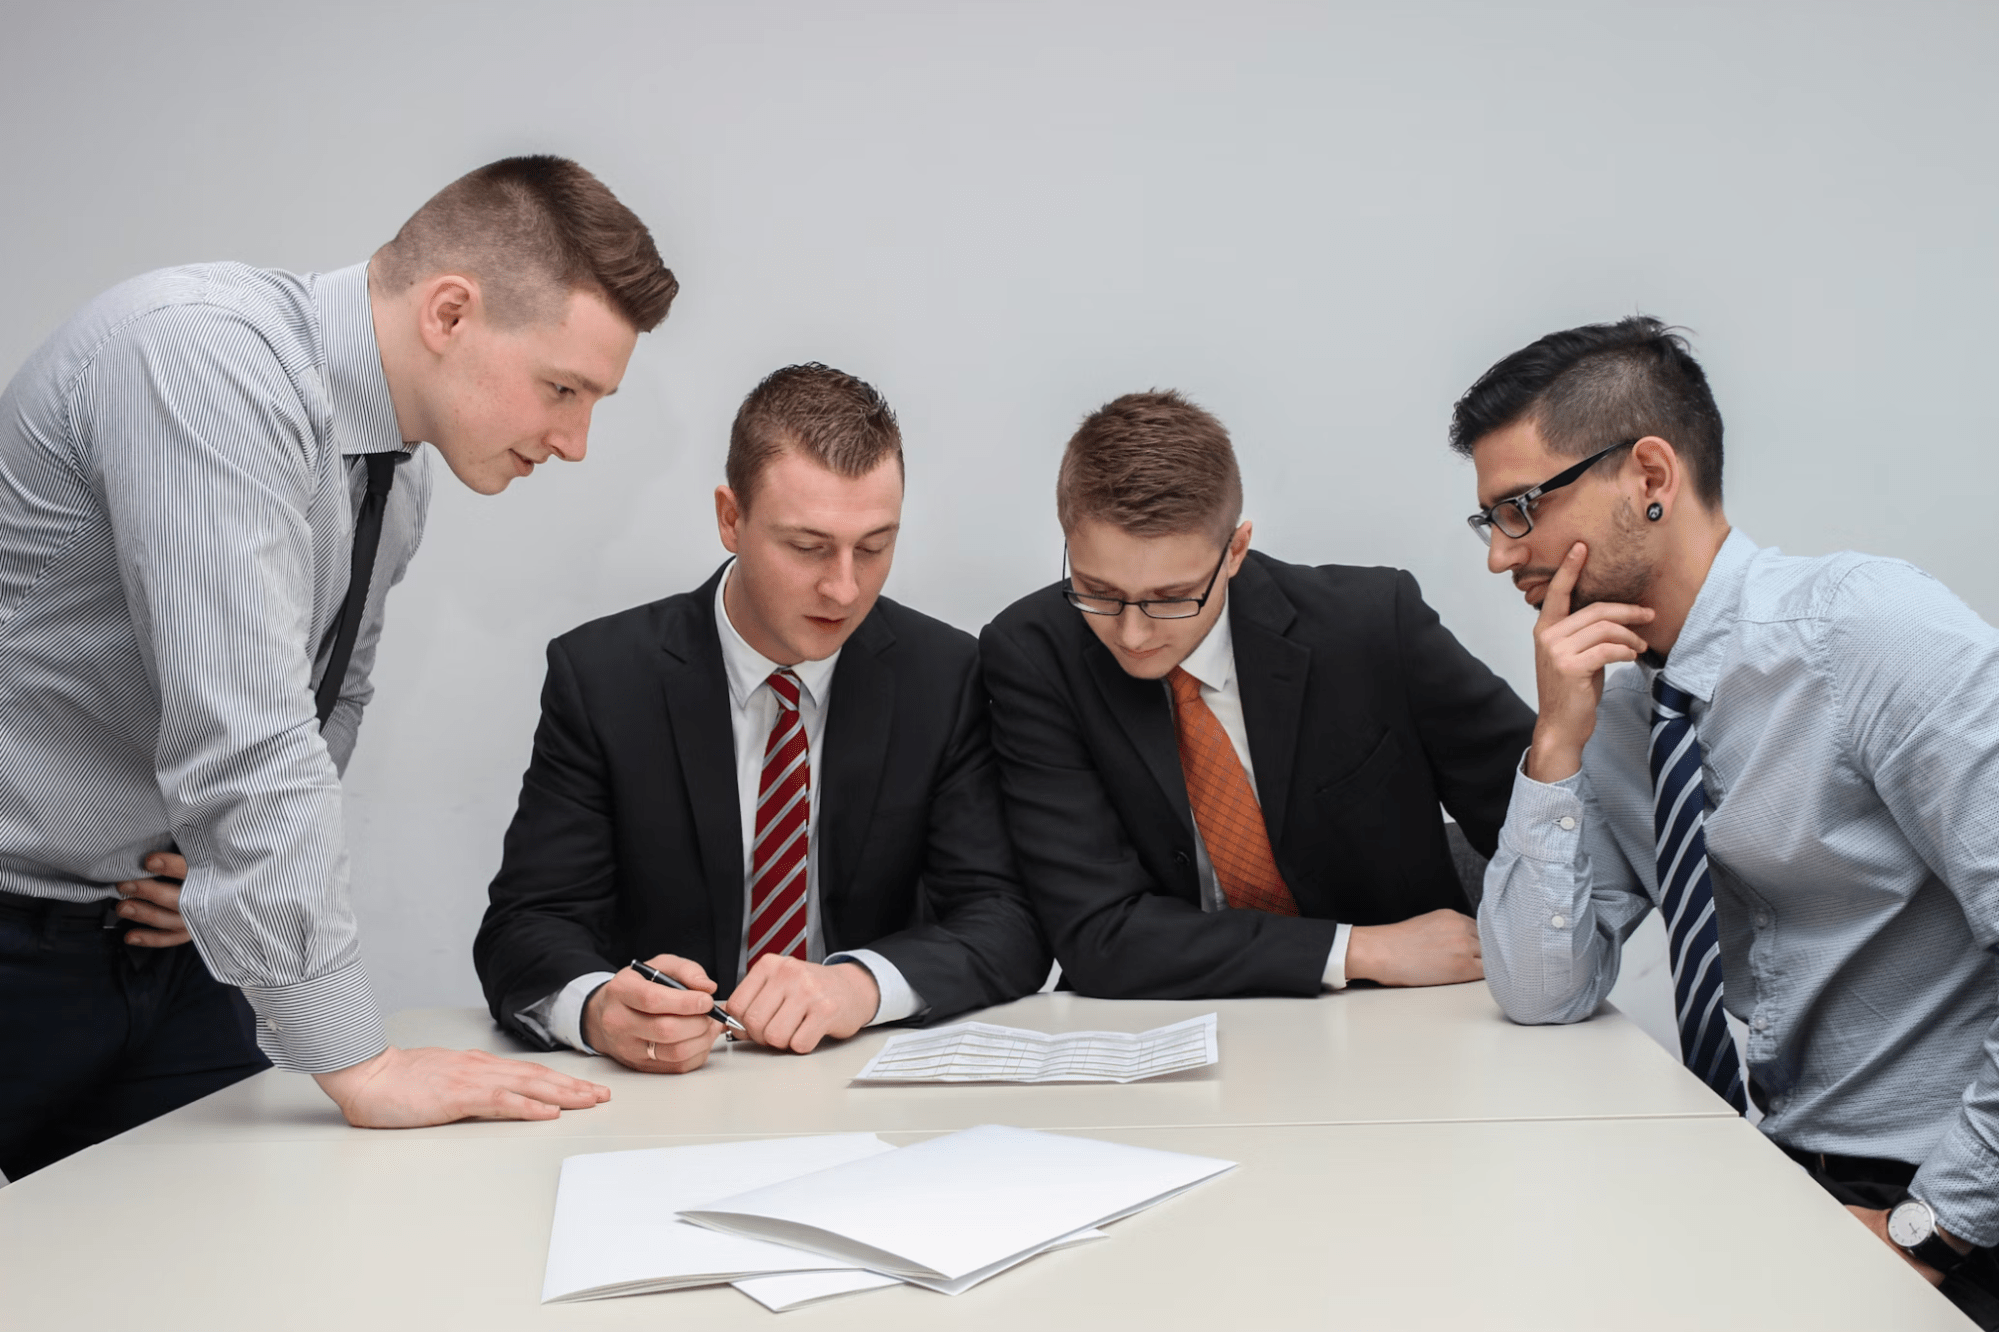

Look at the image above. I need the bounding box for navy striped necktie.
[1649,676,1748,1114]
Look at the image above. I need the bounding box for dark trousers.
[1782,1143,1999,1330]
[0,891,270,1181]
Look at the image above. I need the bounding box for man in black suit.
[981,390,1534,999]
[475,364,1048,1072]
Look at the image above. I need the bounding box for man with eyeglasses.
[1457,316,1999,1325]
[980,390,1534,1000]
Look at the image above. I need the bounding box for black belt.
[1780,1142,1918,1189]
[0,886,122,928]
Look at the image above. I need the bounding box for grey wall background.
[3,0,1995,1057]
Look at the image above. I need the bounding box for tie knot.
[768,668,802,711]
[1167,666,1203,707]
[1652,675,1695,719]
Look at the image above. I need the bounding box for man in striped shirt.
[0,156,676,1178]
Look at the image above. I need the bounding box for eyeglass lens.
[1066,592,1203,619]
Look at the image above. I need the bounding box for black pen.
[627,958,747,1035]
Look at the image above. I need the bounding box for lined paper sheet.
[853,1013,1217,1083]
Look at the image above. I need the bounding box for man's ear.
[415,275,480,356]
[1630,436,1681,520]
[1225,519,1254,577]
[715,485,744,554]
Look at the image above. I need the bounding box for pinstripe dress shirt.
[1482,530,1999,1246]
[0,261,430,1073]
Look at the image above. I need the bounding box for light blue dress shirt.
[1482,530,1999,1246]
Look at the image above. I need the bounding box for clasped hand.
[583,952,880,1074]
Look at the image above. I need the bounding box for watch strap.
[1906,1230,1967,1274]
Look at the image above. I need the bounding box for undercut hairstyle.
[1056,390,1242,543]
[1447,316,1725,507]
[372,155,678,332]
[726,363,903,511]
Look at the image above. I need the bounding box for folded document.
[681,1123,1235,1294]
[853,1012,1218,1083]
[541,1133,896,1302]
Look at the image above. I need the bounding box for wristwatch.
[1886,1197,1967,1274]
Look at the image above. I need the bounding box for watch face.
[1888,1201,1933,1248]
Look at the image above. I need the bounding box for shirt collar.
[714,561,841,710]
[313,263,407,458]
[1656,528,1760,703]
[1174,591,1238,694]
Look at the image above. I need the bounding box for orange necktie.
[1167,667,1298,916]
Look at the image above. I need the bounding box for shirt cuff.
[1912,1112,1999,1248]
[529,971,616,1054]
[1497,754,1589,864]
[826,949,926,1025]
[239,961,387,1074]
[1322,923,1354,990]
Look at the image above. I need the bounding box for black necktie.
[315,451,402,728]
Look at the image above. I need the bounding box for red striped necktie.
[749,668,811,965]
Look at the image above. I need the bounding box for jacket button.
[1174,851,1191,869]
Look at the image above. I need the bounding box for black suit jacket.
[979,550,1534,999]
[475,565,1050,1046]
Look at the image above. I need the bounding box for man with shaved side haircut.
[1456,317,1999,1324]
[475,363,1048,1073]
[0,155,678,1178]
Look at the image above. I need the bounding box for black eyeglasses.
[1063,543,1230,620]
[1466,439,1638,545]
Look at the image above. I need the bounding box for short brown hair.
[726,364,903,510]
[372,155,678,332]
[1057,390,1242,541]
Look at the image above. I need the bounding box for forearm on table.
[1478,766,1629,1026]
[1052,894,1338,998]
[476,914,619,1048]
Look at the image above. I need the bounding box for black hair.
[1448,316,1725,506]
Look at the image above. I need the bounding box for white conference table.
[123,984,1725,1146]
[0,986,1970,1330]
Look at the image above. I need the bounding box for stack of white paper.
[853,1013,1218,1083]
[541,1134,895,1302]
[681,1123,1235,1294]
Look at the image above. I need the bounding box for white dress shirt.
[1170,595,1352,989]
[529,564,922,1052]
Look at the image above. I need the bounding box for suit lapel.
[1229,555,1310,848]
[656,568,748,982]
[1084,636,1192,829]
[818,610,895,948]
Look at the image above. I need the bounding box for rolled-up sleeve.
[78,306,383,1073]
[1480,757,1651,1027]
